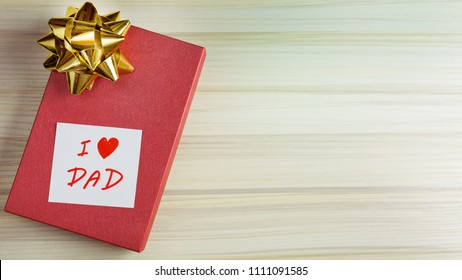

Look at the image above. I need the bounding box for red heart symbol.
[97,137,119,159]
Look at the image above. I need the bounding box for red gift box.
[4,26,206,252]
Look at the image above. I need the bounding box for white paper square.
[48,122,142,208]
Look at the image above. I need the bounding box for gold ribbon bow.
[38,2,134,95]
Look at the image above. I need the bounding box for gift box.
[4,3,206,252]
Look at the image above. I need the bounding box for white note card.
[48,122,142,208]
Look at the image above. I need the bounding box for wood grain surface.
[0,0,461,259]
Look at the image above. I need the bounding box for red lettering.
[67,167,87,187]
[66,167,124,190]
[83,170,101,189]
[102,168,123,190]
[77,140,91,157]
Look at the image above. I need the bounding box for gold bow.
[38,2,134,95]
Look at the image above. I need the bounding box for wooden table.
[1,0,461,259]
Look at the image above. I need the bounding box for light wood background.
[0,0,461,259]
